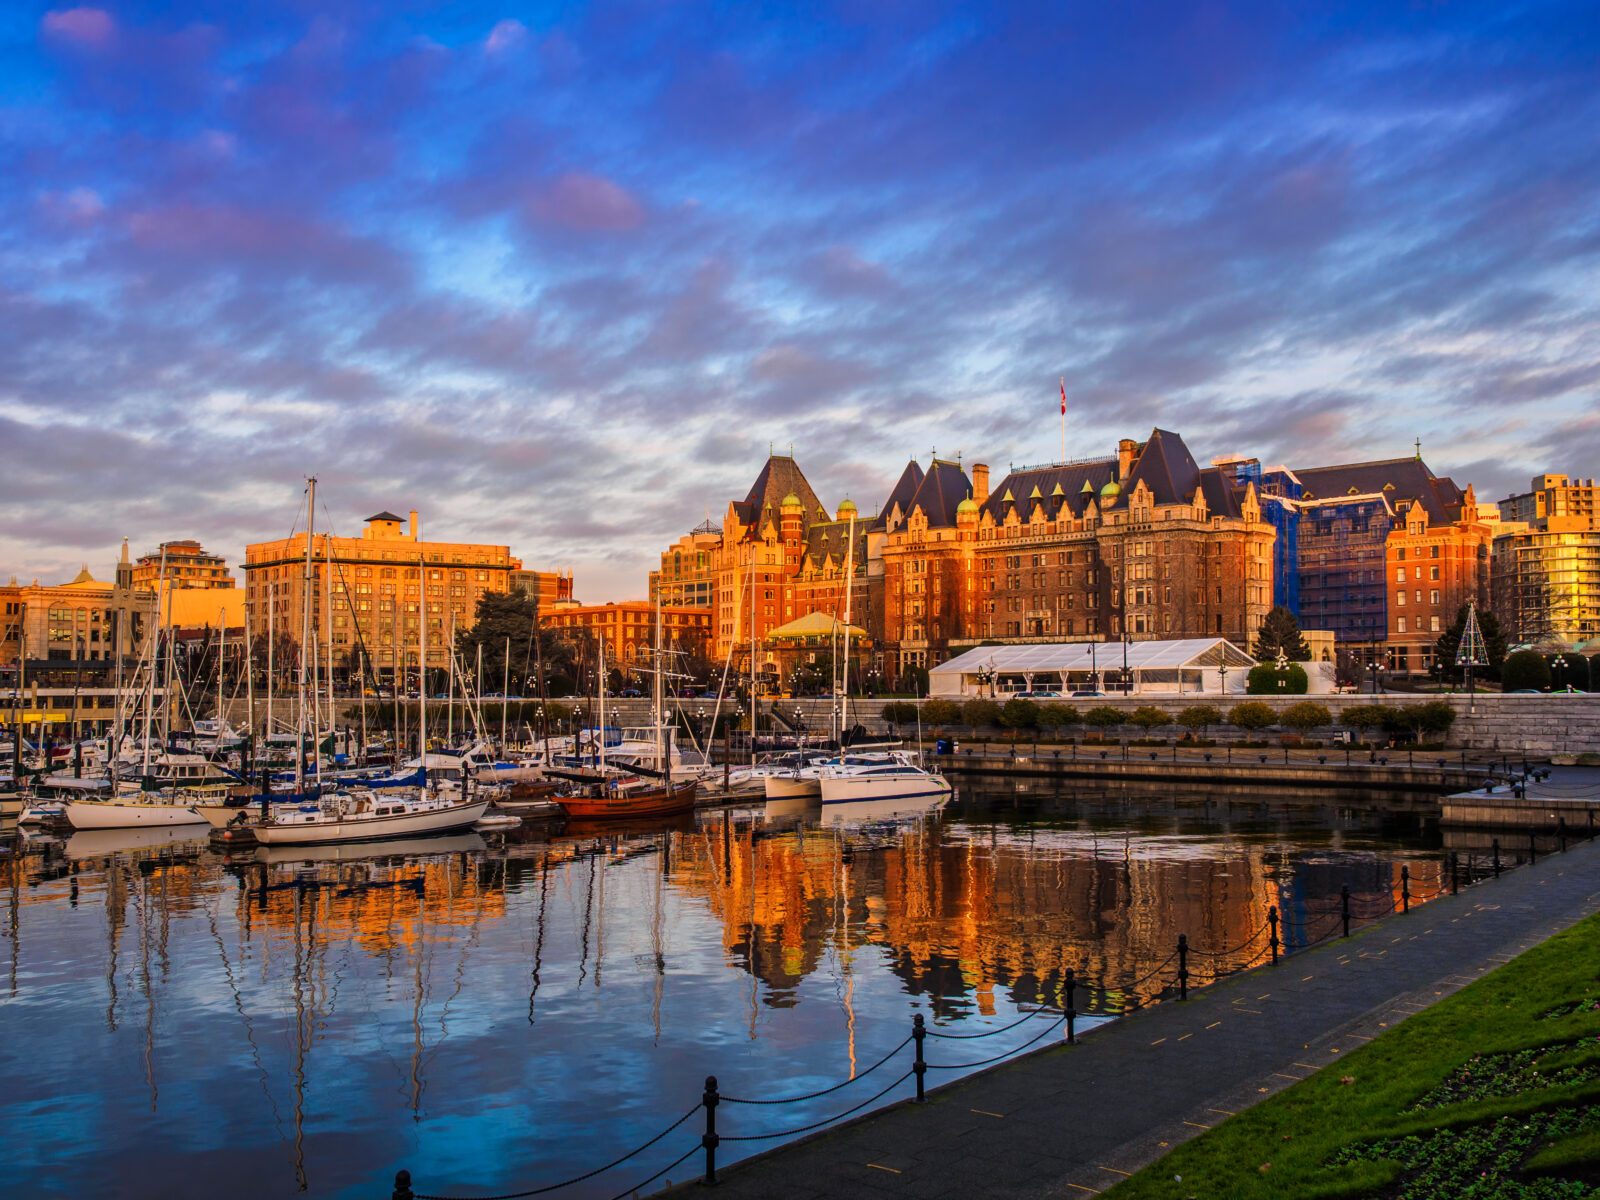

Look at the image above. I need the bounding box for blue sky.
[1,1,1596,600]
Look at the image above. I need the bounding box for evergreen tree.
[1253,606,1311,661]
[452,590,588,697]
[1433,605,1507,683]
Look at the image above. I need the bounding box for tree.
[962,699,1003,727]
[999,698,1039,729]
[1280,701,1332,734]
[454,590,541,694]
[920,699,960,725]
[1083,705,1124,728]
[1128,705,1170,732]
[899,665,930,697]
[1434,605,1507,684]
[1253,606,1311,662]
[1228,701,1275,731]
[1342,704,1389,734]
[1177,704,1223,734]
[1036,703,1079,729]
[1502,649,1551,692]
[1247,662,1308,695]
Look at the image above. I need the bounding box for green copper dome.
[838,497,858,512]
[780,491,802,508]
[956,497,979,515]
[1099,480,1122,500]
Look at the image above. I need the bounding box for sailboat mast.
[418,553,428,781]
[654,591,665,774]
[244,593,254,752]
[142,545,166,775]
[500,637,509,749]
[324,545,334,749]
[447,612,457,746]
[216,609,225,742]
[841,510,856,739]
[597,633,607,775]
[266,587,275,741]
[296,477,315,797]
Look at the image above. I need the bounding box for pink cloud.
[41,6,114,48]
[485,19,527,55]
[528,172,645,232]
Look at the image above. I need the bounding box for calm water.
[0,781,1448,1199]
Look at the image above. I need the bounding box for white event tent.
[928,638,1259,698]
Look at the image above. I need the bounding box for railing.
[385,821,1585,1199]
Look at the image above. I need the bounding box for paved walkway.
[694,838,1600,1200]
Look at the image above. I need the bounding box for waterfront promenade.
[696,836,1600,1199]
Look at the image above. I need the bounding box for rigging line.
[528,851,552,1025]
[205,892,286,1141]
[410,1102,703,1200]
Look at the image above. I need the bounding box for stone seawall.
[225,692,1599,756]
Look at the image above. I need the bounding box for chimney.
[972,463,990,506]
[1118,438,1137,482]
[408,509,419,540]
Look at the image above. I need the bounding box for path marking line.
[1097,1165,1132,1177]
[1183,1120,1211,1130]
[1065,1184,1101,1194]
[971,1108,1005,1118]
[1208,1107,1237,1117]
[1150,1038,1166,1047]
[1206,1021,1222,1030]
[866,1163,903,1175]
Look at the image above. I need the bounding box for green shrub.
[919,698,960,725]
[1502,649,1551,692]
[999,698,1039,729]
[1280,701,1333,733]
[1083,705,1124,728]
[1413,699,1457,735]
[1341,704,1388,731]
[961,699,1003,728]
[880,701,919,724]
[1128,705,1170,731]
[1036,703,1079,729]
[1246,662,1309,695]
[1177,704,1223,733]
[1228,701,1276,730]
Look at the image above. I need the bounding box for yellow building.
[243,509,522,679]
[1,540,153,667]
[540,601,713,670]
[1493,474,1600,649]
[130,539,246,633]
[648,521,720,608]
[510,567,575,611]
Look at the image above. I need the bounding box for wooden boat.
[553,779,698,822]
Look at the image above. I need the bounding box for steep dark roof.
[1198,467,1245,518]
[904,459,972,528]
[870,460,926,532]
[732,455,825,531]
[1292,457,1463,522]
[366,511,405,523]
[800,517,870,573]
[1124,428,1202,506]
[981,459,1118,523]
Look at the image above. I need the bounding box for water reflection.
[0,782,1446,1199]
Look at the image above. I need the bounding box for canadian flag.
[1059,378,1067,415]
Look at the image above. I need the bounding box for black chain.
[720,1034,913,1104]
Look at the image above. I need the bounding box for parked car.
[1069,689,1108,699]
[1012,690,1062,699]
[619,687,644,698]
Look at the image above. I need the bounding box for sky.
[1,1,1597,602]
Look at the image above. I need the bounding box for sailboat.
[552,614,697,822]
[250,483,487,845]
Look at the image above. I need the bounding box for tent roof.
[766,611,868,641]
[930,638,1256,676]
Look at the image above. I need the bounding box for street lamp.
[1218,662,1229,697]
[1122,633,1133,696]
[1275,649,1289,695]
[1089,639,1099,693]
[1552,655,1567,693]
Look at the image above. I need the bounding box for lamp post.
[1218,662,1229,698]
[1122,633,1132,696]
[1275,649,1289,696]
[1089,639,1099,693]
[1552,654,1567,694]
[1369,645,1382,695]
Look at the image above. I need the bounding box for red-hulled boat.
[553,779,698,822]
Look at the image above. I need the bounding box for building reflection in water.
[0,789,1445,1198]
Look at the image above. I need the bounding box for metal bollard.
[1065,969,1077,1045]
[702,1076,720,1185]
[1449,852,1459,895]
[1268,906,1280,965]
[1530,831,1538,863]
[1341,885,1351,938]
[1492,838,1501,877]
[1177,934,1189,1001]
[1559,817,1567,852]
[912,1015,927,1102]
[393,1170,414,1200]
[1401,866,1410,913]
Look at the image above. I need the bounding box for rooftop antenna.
[1414,437,1422,460]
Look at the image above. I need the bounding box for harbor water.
[0,780,1449,1198]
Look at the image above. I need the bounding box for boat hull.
[819,773,952,805]
[64,800,209,829]
[252,800,491,845]
[764,775,821,800]
[554,781,698,822]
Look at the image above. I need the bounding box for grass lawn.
[1109,912,1600,1199]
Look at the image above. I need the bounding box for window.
[1430,616,1440,632]
[1394,567,1406,583]
[1396,591,1406,606]
[1397,616,1407,633]
[1430,590,1439,605]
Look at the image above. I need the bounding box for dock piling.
[1064,969,1077,1044]
[702,1076,720,1185]
[1268,906,1280,964]
[1401,866,1410,913]
[1177,935,1189,1001]
[1340,886,1351,938]
[912,1015,927,1102]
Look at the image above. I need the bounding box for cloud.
[526,171,646,232]
[41,7,114,49]
[485,19,527,56]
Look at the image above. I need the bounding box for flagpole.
[1059,377,1067,464]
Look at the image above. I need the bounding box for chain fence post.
[1449,852,1459,895]
[1559,816,1567,852]
[393,1170,414,1200]
[1530,830,1537,864]
[1400,865,1410,913]
[1177,934,1189,1001]
[1341,885,1351,938]
[702,1075,720,1186]
[1492,838,1501,877]
[1268,906,1280,964]
[1064,968,1077,1045]
[912,1014,927,1103]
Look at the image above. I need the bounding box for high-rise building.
[242,509,522,680]
[131,539,246,632]
[649,522,720,608]
[1492,474,1600,649]
[510,568,574,611]
[1383,492,1496,673]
